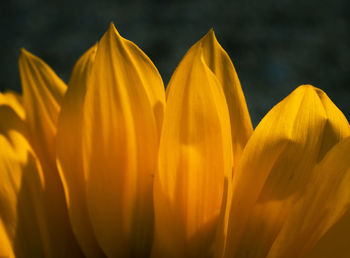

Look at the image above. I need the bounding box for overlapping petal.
[270,137,350,257]
[18,51,82,257]
[222,85,350,258]
[200,29,253,166]
[307,197,350,258]
[1,24,349,258]
[56,45,104,257]
[152,32,233,258]
[198,31,253,257]
[81,23,165,257]
[19,49,66,163]
[0,92,46,257]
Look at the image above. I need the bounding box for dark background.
[1,0,349,126]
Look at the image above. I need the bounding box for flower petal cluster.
[0,23,349,258]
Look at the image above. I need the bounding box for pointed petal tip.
[199,28,223,56]
[203,28,216,41]
[108,21,115,30]
[20,48,31,59]
[19,48,40,64]
[107,21,121,37]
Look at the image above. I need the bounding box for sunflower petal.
[18,50,83,257]
[19,48,66,162]
[152,35,233,258]
[268,137,350,257]
[0,91,25,120]
[82,23,165,257]
[56,45,104,257]
[0,92,46,257]
[199,31,253,257]
[223,85,350,257]
[306,202,350,258]
[200,29,253,166]
[0,220,14,257]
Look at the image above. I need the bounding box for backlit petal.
[19,49,66,162]
[0,220,14,257]
[82,23,165,257]
[56,45,105,257]
[0,91,25,120]
[223,85,350,257]
[306,199,350,258]
[268,137,350,257]
[199,30,253,257]
[152,34,233,258]
[19,50,83,257]
[200,29,253,166]
[0,92,46,257]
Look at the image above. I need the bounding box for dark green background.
[1,0,349,126]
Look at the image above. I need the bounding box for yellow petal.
[0,220,14,258]
[152,34,233,258]
[56,45,104,257]
[0,138,46,258]
[0,91,25,120]
[19,48,66,163]
[18,50,83,257]
[200,29,253,166]
[199,30,253,257]
[268,137,350,257]
[306,199,350,258]
[0,92,46,257]
[82,23,165,257]
[223,85,350,258]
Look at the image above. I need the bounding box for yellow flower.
[0,23,349,258]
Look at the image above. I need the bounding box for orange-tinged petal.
[0,136,47,258]
[0,92,46,257]
[199,30,253,257]
[306,202,350,258]
[18,50,83,257]
[0,220,14,257]
[56,45,105,257]
[0,91,25,120]
[268,137,350,257]
[152,34,233,258]
[223,85,350,258]
[19,48,66,163]
[82,23,165,257]
[200,29,253,166]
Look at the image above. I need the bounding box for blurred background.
[1,0,349,126]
